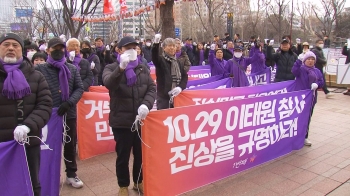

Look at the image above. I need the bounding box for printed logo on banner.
[142,90,313,196]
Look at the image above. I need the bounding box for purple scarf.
[1,57,31,100]
[228,48,234,55]
[47,56,71,101]
[72,54,82,71]
[96,45,105,52]
[87,53,96,63]
[113,51,119,60]
[199,50,204,65]
[125,60,139,86]
[176,51,181,59]
[185,43,193,50]
[137,55,143,64]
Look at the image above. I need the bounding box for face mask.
[123,49,137,61]
[318,44,324,49]
[234,52,242,58]
[146,42,151,47]
[81,48,91,54]
[27,51,36,60]
[50,50,65,61]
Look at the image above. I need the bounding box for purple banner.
[188,78,232,90]
[187,75,224,89]
[0,141,34,195]
[189,65,210,70]
[188,69,211,79]
[247,68,272,86]
[40,108,63,196]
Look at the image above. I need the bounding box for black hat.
[186,37,192,41]
[117,36,138,48]
[234,45,243,51]
[281,39,290,44]
[0,33,24,49]
[47,37,65,48]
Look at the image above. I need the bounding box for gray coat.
[68,58,94,91]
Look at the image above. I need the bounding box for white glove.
[269,40,274,45]
[210,44,216,50]
[154,34,161,44]
[169,87,182,97]
[106,45,110,51]
[138,104,149,120]
[311,83,318,90]
[124,49,137,61]
[91,61,95,69]
[223,44,227,49]
[14,125,30,142]
[119,53,130,69]
[298,54,304,61]
[296,38,301,44]
[193,42,197,46]
[251,42,255,47]
[69,51,75,61]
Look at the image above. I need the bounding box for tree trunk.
[160,0,175,38]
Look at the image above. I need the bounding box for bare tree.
[242,0,268,40]
[160,0,175,38]
[266,0,290,42]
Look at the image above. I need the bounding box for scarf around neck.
[1,57,31,100]
[72,54,82,71]
[87,53,96,63]
[163,52,181,89]
[96,45,105,52]
[47,56,71,101]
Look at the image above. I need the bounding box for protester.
[223,32,232,44]
[292,51,324,146]
[194,42,209,65]
[225,45,265,87]
[249,42,267,73]
[342,42,350,95]
[25,43,40,60]
[174,38,191,72]
[263,39,275,67]
[105,44,119,64]
[66,38,93,91]
[324,36,331,48]
[0,33,53,196]
[141,38,152,63]
[267,38,298,82]
[102,36,156,196]
[152,35,188,110]
[223,41,234,61]
[35,37,84,189]
[182,38,196,65]
[208,43,227,77]
[136,45,149,69]
[94,37,106,85]
[311,39,334,98]
[31,52,48,66]
[81,40,101,86]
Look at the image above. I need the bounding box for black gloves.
[57,102,71,116]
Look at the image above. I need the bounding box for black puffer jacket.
[0,57,52,146]
[311,46,327,70]
[267,46,298,82]
[67,58,93,91]
[84,53,101,86]
[152,43,188,110]
[35,62,84,119]
[182,45,196,65]
[142,45,152,63]
[342,45,350,64]
[96,49,106,86]
[103,62,156,129]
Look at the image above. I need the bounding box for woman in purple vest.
[208,44,228,77]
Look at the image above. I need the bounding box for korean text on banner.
[142,90,313,196]
[77,92,114,160]
[175,80,296,107]
[188,78,232,90]
[247,68,271,86]
[0,141,33,195]
[40,108,63,196]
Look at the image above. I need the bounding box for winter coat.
[102,62,156,128]
[104,50,118,64]
[142,46,152,63]
[35,62,84,119]
[0,57,52,146]
[96,49,106,85]
[223,49,234,61]
[208,50,227,76]
[225,50,265,87]
[152,43,188,110]
[85,53,101,86]
[177,50,191,73]
[182,45,196,65]
[194,48,209,65]
[267,46,298,82]
[292,59,324,104]
[67,58,93,91]
[311,46,327,70]
[263,45,275,67]
[249,47,267,73]
[342,45,350,64]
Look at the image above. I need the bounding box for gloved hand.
[119,53,130,69]
[269,40,274,46]
[124,49,137,61]
[210,44,216,50]
[251,42,255,47]
[193,42,197,46]
[311,83,318,90]
[138,104,149,120]
[69,51,75,61]
[106,45,110,51]
[91,61,95,69]
[298,54,304,61]
[168,87,182,97]
[154,34,161,44]
[296,38,301,44]
[57,102,70,116]
[223,44,227,49]
[14,125,30,142]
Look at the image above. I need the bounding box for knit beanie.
[303,51,316,63]
[0,33,24,49]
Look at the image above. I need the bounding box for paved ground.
[61,90,350,196]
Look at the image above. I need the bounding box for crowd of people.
[0,30,349,196]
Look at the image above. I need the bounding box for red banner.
[103,0,115,14]
[77,92,114,160]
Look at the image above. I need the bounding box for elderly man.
[152,34,188,110]
[66,38,93,91]
[35,37,84,189]
[0,33,53,195]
